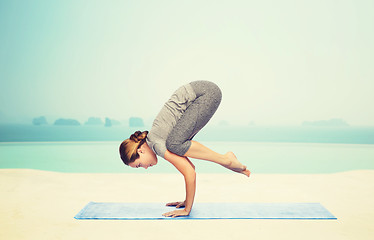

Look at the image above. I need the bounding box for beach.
[1,169,373,240]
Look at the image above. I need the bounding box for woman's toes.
[243,169,251,177]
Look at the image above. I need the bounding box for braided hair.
[119,131,148,165]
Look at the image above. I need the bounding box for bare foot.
[223,152,251,177]
[242,169,251,177]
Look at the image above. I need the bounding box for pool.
[1,141,373,174]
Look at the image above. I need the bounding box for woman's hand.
[162,209,190,218]
[166,201,186,208]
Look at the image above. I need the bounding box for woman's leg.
[184,140,250,177]
[166,81,250,176]
[166,80,222,156]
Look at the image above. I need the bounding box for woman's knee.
[214,84,222,103]
[201,81,222,103]
[208,82,222,108]
[191,81,221,97]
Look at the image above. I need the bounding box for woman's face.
[128,142,158,169]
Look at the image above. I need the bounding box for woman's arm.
[163,150,196,217]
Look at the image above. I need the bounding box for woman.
[119,80,250,218]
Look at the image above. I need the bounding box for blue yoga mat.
[74,202,337,220]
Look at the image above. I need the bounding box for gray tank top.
[146,83,197,158]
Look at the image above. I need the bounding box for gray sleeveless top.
[146,83,197,158]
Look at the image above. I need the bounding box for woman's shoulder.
[146,133,167,159]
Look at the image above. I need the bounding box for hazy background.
[1,0,373,127]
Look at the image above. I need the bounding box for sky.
[0,0,373,126]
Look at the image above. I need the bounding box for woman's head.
[119,130,158,169]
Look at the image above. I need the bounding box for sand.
[1,169,373,240]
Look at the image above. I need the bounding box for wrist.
[184,207,191,213]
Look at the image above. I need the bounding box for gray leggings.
[165,80,222,156]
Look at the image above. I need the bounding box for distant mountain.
[104,117,112,127]
[54,118,80,126]
[102,117,122,127]
[129,117,144,127]
[85,117,103,125]
[32,116,48,125]
[302,118,349,127]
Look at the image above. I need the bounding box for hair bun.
[130,131,148,143]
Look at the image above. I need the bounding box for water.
[1,124,373,173]
[1,124,374,144]
[1,141,373,174]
